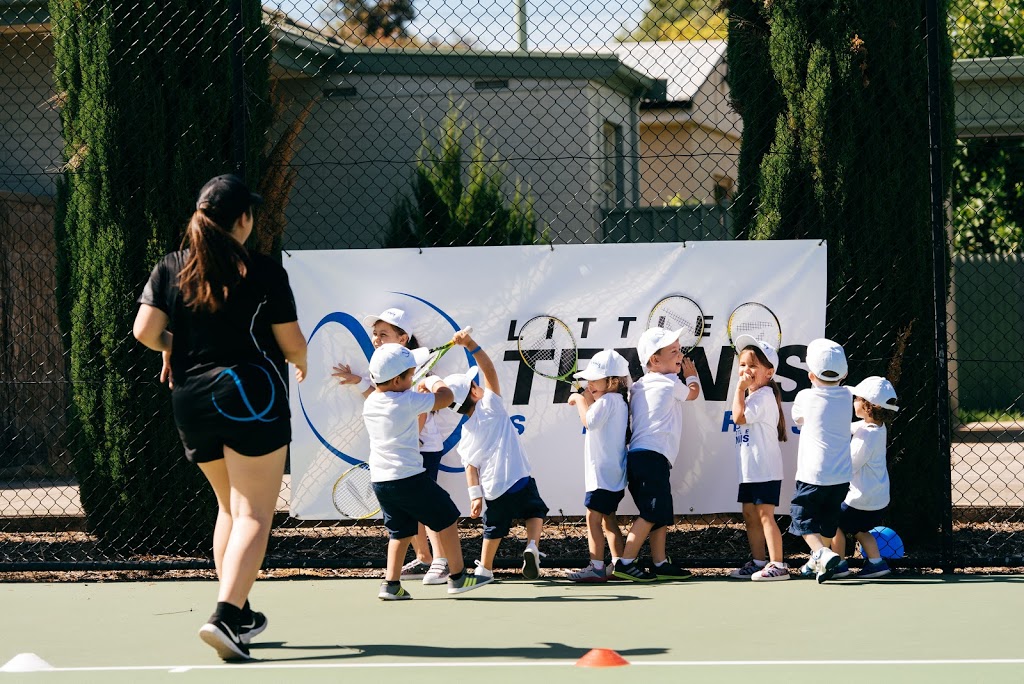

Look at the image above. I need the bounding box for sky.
[267,0,650,51]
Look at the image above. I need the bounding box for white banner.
[286,241,826,519]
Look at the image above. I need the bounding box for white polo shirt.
[791,385,853,485]
[363,389,436,482]
[628,372,688,466]
[584,392,628,493]
[846,421,890,510]
[458,389,532,500]
[419,412,444,453]
[735,385,784,483]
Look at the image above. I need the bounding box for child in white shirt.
[443,330,549,580]
[831,376,898,579]
[565,349,630,583]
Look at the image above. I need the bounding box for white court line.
[25,659,1024,673]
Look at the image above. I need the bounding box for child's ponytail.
[769,378,788,442]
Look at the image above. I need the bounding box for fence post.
[924,0,954,572]
[230,0,246,180]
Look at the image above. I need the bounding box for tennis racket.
[646,294,705,353]
[727,302,782,352]
[332,462,380,519]
[517,315,580,391]
[411,326,473,384]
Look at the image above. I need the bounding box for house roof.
[610,40,726,104]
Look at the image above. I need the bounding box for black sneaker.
[198,619,252,661]
[611,559,656,582]
[651,557,693,581]
[238,610,267,644]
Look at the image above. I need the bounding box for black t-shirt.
[138,250,298,383]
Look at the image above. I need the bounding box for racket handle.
[449,325,473,343]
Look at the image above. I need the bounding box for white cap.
[362,307,413,335]
[443,367,480,412]
[806,338,848,381]
[368,343,417,383]
[574,349,630,381]
[637,327,683,367]
[734,334,779,370]
[852,376,899,412]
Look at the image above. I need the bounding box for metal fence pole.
[230,0,246,180]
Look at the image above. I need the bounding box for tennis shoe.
[473,560,494,579]
[751,562,790,582]
[198,619,252,661]
[798,561,816,579]
[238,610,267,644]
[728,560,762,579]
[856,559,891,579]
[612,559,656,582]
[422,558,450,585]
[812,548,841,583]
[522,546,542,580]
[378,581,412,601]
[567,562,609,583]
[448,572,493,595]
[400,559,431,579]
[832,560,851,579]
[651,557,692,581]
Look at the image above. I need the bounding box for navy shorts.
[789,481,850,537]
[421,450,443,481]
[584,488,625,515]
[483,477,548,539]
[372,472,460,540]
[172,363,291,464]
[838,503,885,534]
[626,450,674,528]
[737,480,782,506]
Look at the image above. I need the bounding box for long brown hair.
[178,209,250,313]
[742,345,788,442]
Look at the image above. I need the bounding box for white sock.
[753,559,768,568]
[621,557,635,565]
[592,560,605,570]
[611,557,621,567]
[526,541,539,553]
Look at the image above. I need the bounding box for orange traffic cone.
[575,648,630,668]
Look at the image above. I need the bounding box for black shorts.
[584,488,625,515]
[172,363,291,463]
[421,450,444,481]
[737,480,782,506]
[373,472,460,540]
[838,503,886,534]
[483,477,548,539]
[626,450,674,528]
[788,481,850,538]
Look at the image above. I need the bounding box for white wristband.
[468,485,484,500]
[685,375,700,387]
[425,375,444,392]
[356,376,372,392]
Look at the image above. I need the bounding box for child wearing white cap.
[564,349,630,583]
[830,376,898,579]
[790,338,853,583]
[442,329,549,580]
[729,335,790,582]
[362,343,491,599]
[612,327,700,582]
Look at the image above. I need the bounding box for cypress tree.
[727,1,955,547]
[52,0,271,552]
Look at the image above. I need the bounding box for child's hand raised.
[681,356,698,379]
[331,362,360,385]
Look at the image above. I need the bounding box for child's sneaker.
[473,560,494,579]
[522,546,541,580]
[728,560,762,579]
[811,548,841,583]
[612,559,656,582]
[567,562,608,583]
[651,557,693,581]
[751,561,790,582]
[798,561,816,579]
[832,560,851,579]
[238,610,267,644]
[448,571,493,595]
[198,618,252,661]
[378,581,413,601]
[856,559,891,579]
[422,558,450,585]
[399,559,431,579]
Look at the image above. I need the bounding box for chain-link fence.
[1,0,1022,571]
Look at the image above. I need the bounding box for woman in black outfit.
[133,175,307,660]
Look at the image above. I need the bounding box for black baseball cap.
[195,174,263,227]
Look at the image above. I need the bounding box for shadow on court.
[247,641,668,663]
[825,573,1024,586]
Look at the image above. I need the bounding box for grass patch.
[958,408,1024,424]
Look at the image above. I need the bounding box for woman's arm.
[272,321,308,382]
[133,305,172,352]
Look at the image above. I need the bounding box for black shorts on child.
[737,480,782,506]
[838,503,885,534]
[372,471,460,539]
[584,488,625,515]
[483,477,548,539]
[421,450,444,481]
[626,450,674,528]
[788,480,850,538]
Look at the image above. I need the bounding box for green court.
[2,574,1023,683]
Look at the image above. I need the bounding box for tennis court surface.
[2,573,1023,683]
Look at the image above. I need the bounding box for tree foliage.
[386,106,546,247]
[52,0,271,551]
[620,0,728,42]
[727,1,955,547]
[330,0,419,47]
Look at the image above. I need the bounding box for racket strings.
[649,301,703,349]
[519,318,577,379]
[333,467,378,518]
